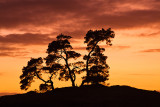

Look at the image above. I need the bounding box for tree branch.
[60,49,66,61]
[86,41,99,76]
[81,41,99,86]
[35,71,47,83]
[73,72,76,81]
[62,48,75,86]
[49,73,53,81]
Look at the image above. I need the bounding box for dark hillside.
[0,85,160,107]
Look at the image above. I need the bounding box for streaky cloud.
[140,49,160,53]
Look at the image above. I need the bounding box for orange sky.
[0,0,160,95]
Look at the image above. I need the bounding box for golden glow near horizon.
[0,0,160,95]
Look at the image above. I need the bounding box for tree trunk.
[65,59,75,87]
[63,49,75,87]
[50,81,54,91]
[81,41,99,86]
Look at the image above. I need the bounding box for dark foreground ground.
[0,85,160,107]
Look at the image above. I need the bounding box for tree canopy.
[81,28,115,85]
[20,28,115,92]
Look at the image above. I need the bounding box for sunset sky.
[0,0,160,95]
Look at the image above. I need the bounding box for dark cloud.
[88,10,160,29]
[0,51,29,57]
[0,32,83,57]
[140,49,160,52]
[60,29,88,39]
[0,46,24,51]
[73,45,130,50]
[0,0,87,28]
[138,31,160,37]
[74,47,86,50]
[0,52,12,57]
[0,33,54,45]
[0,0,160,30]
[0,32,83,46]
[111,45,131,49]
[0,45,29,57]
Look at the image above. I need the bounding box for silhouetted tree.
[20,57,63,92]
[81,28,115,86]
[47,34,82,87]
[20,34,83,92]
[20,28,114,92]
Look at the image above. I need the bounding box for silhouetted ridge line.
[0,85,160,107]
